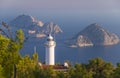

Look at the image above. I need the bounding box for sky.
[0,0,120,33]
[0,0,120,10]
[0,0,120,15]
[0,0,120,24]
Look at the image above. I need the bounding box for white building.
[45,34,56,65]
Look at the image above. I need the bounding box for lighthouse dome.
[47,34,54,41]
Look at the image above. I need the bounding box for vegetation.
[1,22,120,78]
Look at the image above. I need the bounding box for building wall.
[46,46,55,65]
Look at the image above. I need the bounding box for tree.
[56,71,69,78]
[0,65,4,78]
[69,63,92,78]
[0,22,25,78]
[15,29,24,49]
[87,58,114,78]
[113,63,120,78]
[33,66,43,78]
[0,35,10,66]
[16,55,36,78]
[32,52,39,63]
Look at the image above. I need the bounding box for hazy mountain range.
[66,23,119,47]
[1,15,119,47]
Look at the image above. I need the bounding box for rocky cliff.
[66,23,119,47]
[9,14,62,37]
[10,14,43,29]
[41,22,63,35]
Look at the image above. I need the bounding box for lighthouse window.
[47,39,54,41]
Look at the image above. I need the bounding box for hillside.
[9,14,63,37]
[66,23,119,47]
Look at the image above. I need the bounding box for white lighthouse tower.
[45,34,56,65]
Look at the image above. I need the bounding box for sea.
[2,14,120,65]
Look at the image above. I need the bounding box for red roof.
[40,64,68,70]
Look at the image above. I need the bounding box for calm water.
[20,16,120,65]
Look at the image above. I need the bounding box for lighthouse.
[45,34,56,65]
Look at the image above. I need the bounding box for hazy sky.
[0,0,120,17]
[0,0,120,12]
[0,0,120,32]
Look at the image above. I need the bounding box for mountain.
[9,14,62,37]
[41,22,63,35]
[66,23,119,47]
[10,14,43,30]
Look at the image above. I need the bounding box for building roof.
[47,34,53,40]
[40,64,68,71]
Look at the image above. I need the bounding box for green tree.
[3,29,24,78]
[0,65,4,78]
[113,63,120,78]
[41,66,55,78]
[0,23,24,77]
[15,29,24,49]
[56,71,69,78]
[32,52,38,63]
[69,63,92,78]
[33,66,43,78]
[0,35,10,65]
[16,55,36,78]
[87,58,114,78]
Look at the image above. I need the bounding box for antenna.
[53,33,56,41]
[49,22,53,35]
[34,46,36,53]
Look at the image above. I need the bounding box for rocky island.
[9,14,62,38]
[66,23,119,47]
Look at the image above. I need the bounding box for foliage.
[15,29,24,49]
[112,63,120,78]
[0,65,4,78]
[69,64,92,78]
[87,58,114,78]
[16,55,36,78]
[0,22,25,78]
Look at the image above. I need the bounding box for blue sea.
[19,14,120,65]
